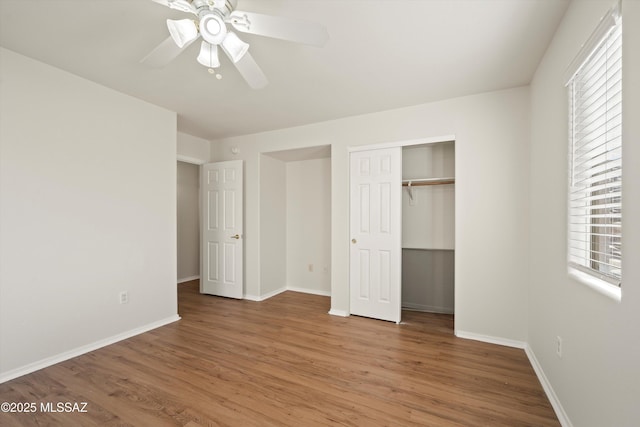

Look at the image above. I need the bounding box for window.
[566,2,622,288]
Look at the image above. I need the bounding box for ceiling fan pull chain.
[207,68,223,80]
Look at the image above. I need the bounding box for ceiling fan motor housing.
[192,0,237,45]
[192,0,237,17]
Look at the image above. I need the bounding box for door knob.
[231,234,240,239]
[351,238,357,244]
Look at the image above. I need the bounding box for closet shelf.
[402,177,455,201]
[402,247,455,251]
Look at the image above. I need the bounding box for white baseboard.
[246,286,330,301]
[328,308,349,317]
[524,345,573,427]
[455,331,571,427]
[177,275,199,284]
[287,286,331,297]
[0,314,181,384]
[244,287,287,302]
[402,302,453,314]
[454,330,526,349]
[261,287,287,300]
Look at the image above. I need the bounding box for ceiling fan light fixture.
[166,0,196,14]
[200,14,227,45]
[221,31,249,63]
[197,41,221,68]
[166,19,198,48]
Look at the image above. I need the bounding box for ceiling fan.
[141,0,329,89]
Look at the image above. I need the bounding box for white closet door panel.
[349,147,402,323]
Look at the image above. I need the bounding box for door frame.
[176,155,206,287]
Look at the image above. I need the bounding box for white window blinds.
[567,4,622,286]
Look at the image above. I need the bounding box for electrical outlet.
[556,336,562,358]
[119,291,129,305]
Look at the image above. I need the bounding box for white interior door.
[350,147,402,323]
[201,160,243,299]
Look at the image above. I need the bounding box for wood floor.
[0,280,559,426]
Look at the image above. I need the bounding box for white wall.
[177,161,199,281]
[0,48,178,381]
[258,154,287,298]
[211,86,530,342]
[286,158,331,295]
[177,131,210,164]
[528,1,640,425]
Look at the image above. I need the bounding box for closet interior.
[401,141,455,314]
[260,145,332,299]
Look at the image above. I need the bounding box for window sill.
[568,268,622,302]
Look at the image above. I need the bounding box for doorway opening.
[401,141,455,316]
[177,160,201,285]
[260,145,332,301]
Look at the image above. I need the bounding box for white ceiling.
[0,0,569,140]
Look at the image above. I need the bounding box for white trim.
[568,268,622,302]
[454,330,526,349]
[328,308,349,317]
[177,275,200,284]
[244,286,287,302]
[402,302,453,314]
[287,286,331,297]
[177,154,206,165]
[260,286,287,300]
[0,315,181,384]
[455,331,573,426]
[245,287,330,301]
[348,135,456,152]
[524,345,573,427]
[563,1,621,85]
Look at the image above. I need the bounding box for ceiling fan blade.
[228,11,329,47]
[229,50,268,89]
[140,35,197,68]
[150,0,197,14]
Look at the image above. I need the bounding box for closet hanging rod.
[403,177,455,202]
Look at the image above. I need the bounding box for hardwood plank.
[0,280,559,426]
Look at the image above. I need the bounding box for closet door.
[349,147,402,323]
